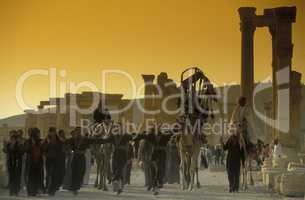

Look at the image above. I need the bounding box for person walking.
[4,130,25,196]
[43,127,64,196]
[221,132,245,193]
[25,128,44,196]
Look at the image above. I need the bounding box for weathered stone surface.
[280,172,305,197]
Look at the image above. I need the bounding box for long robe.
[4,140,24,195]
[83,149,92,185]
[62,151,73,190]
[66,137,92,192]
[223,135,245,192]
[230,105,264,147]
[43,139,64,195]
[138,139,153,187]
[25,139,44,196]
[165,138,180,184]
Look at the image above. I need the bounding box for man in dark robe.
[221,132,245,193]
[25,127,44,196]
[57,129,67,188]
[3,130,25,196]
[43,127,64,196]
[62,130,74,191]
[138,139,153,188]
[66,127,93,195]
[65,126,107,195]
[123,142,133,186]
[16,129,27,190]
[165,136,180,184]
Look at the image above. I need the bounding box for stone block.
[280,172,305,197]
[265,169,286,189]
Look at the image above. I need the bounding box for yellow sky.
[0,0,304,119]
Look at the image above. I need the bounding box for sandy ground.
[0,169,302,200]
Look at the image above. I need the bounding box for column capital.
[142,74,155,83]
[273,7,296,23]
[238,7,256,20]
[238,7,256,32]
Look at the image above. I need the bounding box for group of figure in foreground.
[3,96,274,197]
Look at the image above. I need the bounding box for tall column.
[238,7,256,106]
[142,75,155,126]
[273,7,296,147]
[269,25,278,140]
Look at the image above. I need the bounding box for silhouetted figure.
[57,129,67,188]
[65,127,103,195]
[66,128,90,195]
[62,131,74,191]
[165,137,180,184]
[43,127,64,196]
[221,133,245,193]
[123,142,133,186]
[16,129,27,190]
[134,126,173,195]
[3,130,25,196]
[25,128,44,196]
[138,139,153,188]
[98,123,133,195]
[93,101,111,123]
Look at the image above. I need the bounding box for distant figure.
[272,139,283,160]
[262,144,271,162]
[93,101,111,124]
[83,133,92,186]
[200,147,208,169]
[214,145,222,167]
[220,148,225,166]
[205,146,212,167]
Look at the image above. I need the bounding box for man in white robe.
[229,97,264,150]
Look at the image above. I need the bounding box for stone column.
[290,72,302,150]
[268,25,278,140]
[264,102,273,143]
[273,7,296,148]
[142,74,155,126]
[239,7,256,106]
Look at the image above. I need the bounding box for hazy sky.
[0,0,304,118]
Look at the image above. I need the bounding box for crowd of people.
[2,97,278,197]
[200,145,226,169]
[2,126,99,196]
[2,123,182,197]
